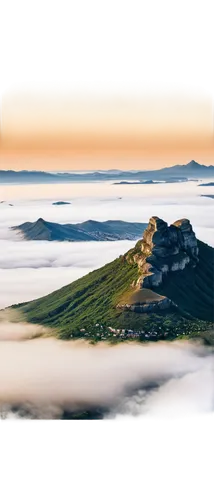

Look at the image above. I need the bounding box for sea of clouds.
[0,180,214,419]
[0,326,213,419]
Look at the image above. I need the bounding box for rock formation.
[128,216,199,289]
[117,216,199,314]
[117,296,176,313]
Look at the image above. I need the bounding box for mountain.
[114,178,189,185]
[52,201,71,205]
[199,182,214,186]
[113,180,156,185]
[13,216,214,342]
[1,160,214,184]
[0,170,60,184]
[12,218,147,241]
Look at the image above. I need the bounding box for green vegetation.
[12,239,214,342]
[16,255,140,334]
[117,288,165,306]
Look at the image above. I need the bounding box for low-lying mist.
[0,321,213,420]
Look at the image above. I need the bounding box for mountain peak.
[128,216,199,289]
[148,216,168,229]
[185,160,201,168]
[37,218,46,224]
[172,218,191,227]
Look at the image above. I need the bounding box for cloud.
[0,320,49,341]
[0,267,92,309]
[1,180,214,237]
[144,366,213,415]
[0,240,133,308]
[0,326,213,419]
[0,239,134,269]
[0,180,213,419]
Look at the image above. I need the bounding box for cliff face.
[117,296,175,313]
[128,216,199,289]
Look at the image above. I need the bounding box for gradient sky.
[0,83,214,170]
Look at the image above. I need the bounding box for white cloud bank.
[0,240,133,308]
[0,239,133,269]
[1,181,214,235]
[0,329,213,419]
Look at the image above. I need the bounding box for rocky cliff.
[123,217,199,312]
[117,296,175,313]
[128,216,199,290]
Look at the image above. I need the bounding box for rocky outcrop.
[128,216,199,289]
[117,296,175,313]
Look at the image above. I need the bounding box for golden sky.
[0,92,214,170]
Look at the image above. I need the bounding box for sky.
[0,83,214,170]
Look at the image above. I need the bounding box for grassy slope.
[18,255,140,333]
[15,239,214,338]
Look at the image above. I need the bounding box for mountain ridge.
[1,160,214,184]
[12,219,147,242]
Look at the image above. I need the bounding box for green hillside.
[13,239,214,340]
[16,254,139,333]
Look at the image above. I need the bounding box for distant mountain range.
[1,160,214,184]
[12,218,147,241]
[12,216,214,344]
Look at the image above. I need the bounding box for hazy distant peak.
[37,218,46,224]
[185,160,201,168]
